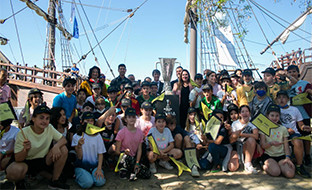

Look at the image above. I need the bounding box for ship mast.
[47,0,56,70]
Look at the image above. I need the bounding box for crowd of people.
[0,63,311,189]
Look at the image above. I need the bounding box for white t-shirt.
[0,126,20,152]
[280,106,303,134]
[189,86,203,109]
[148,127,174,150]
[72,133,106,166]
[85,95,106,106]
[187,123,203,144]
[217,90,237,112]
[135,116,155,137]
[117,113,126,130]
[231,120,256,142]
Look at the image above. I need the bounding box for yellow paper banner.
[201,101,212,121]
[169,156,191,176]
[114,152,125,172]
[85,123,105,135]
[291,92,312,106]
[204,116,221,140]
[184,148,200,169]
[251,113,279,136]
[190,79,199,88]
[295,134,312,141]
[147,134,160,155]
[151,92,165,103]
[0,103,15,122]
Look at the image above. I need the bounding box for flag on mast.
[73,17,79,39]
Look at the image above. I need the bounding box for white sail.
[213,13,239,67]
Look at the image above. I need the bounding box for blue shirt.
[53,92,77,119]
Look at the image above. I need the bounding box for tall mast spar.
[47,0,56,70]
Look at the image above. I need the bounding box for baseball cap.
[141,81,151,87]
[188,107,197,114]
[227,103,239,113]
[121,98,131,107]
[202,84,213,91]
[125,107,136,116]
[150,81,157,87]
[230,73,240,78]
[63,77,76,87]
[83,101,95,110]
[141,101,152,109]
[242,69,252,76]
[124,83,133,90]
[33,105,51,116]
[28,88,43,97]
[220,74,231,81]
[82,112,94,120]
[92,83,101,89]
[261,67,276,76]
[276,90,289,98]
[107,86,118,93]
[194,73,203,80]
[287,65,299,72]
[267,104,280,114]
[155,112,166,120]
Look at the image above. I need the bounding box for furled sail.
[212,12,239,67]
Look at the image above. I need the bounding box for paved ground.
[1,163,311,189]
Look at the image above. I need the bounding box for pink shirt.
[0,84,11,103]
[115,127,144,157]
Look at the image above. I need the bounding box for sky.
[0,0,311,81]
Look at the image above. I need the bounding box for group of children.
[0,64,312,189]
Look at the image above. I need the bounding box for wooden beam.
[8,80,63,94]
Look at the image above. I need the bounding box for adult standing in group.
[71,63,79,78]
[110,64,131,89]
[0,68,10,103]
[173,69,193,130]
[80,66,108,97]
[152,69,164,95]
[206,71,222,96]
[171,66,183,89]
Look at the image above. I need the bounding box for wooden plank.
[8,80,63,94]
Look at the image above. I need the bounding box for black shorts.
[262,153,285,163]
[24,156,53,176]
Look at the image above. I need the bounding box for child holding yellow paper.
[147,113,182,174]
[72,112,106,189]
[230,105,260,174]
[115,108,150,179]
[259,104,295,178]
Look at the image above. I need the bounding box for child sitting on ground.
[115,108,151,180]
[147,113,182,174]
[72,112,106,189]
[260,104,295,178]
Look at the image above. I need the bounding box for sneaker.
[14,180,30,190]
[119,168,128,179]
[191,166,200,177]
[211,165,221,173]
[244,165,258,174]
[150,163,157,174]
[159,160,174,170]
[296,165,311,178]
[48,179,70,189]
[304,155,311,166]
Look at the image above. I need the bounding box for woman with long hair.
[80,66,108,97]
[172,69,193,129]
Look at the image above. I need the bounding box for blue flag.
[73,17,79,39]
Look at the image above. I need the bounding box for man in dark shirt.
[152,69,164,94]
[170,66,183,88]
[110,64,131,89]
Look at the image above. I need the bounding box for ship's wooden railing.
[0,62,82,90]
[270,47,312,69]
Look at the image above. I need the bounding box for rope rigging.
[73,0,100,67]
[77,0,116,78]
[76,0,149,67]
[249,0,311,44]
[62,0,133,12]
[10,0,26,66]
